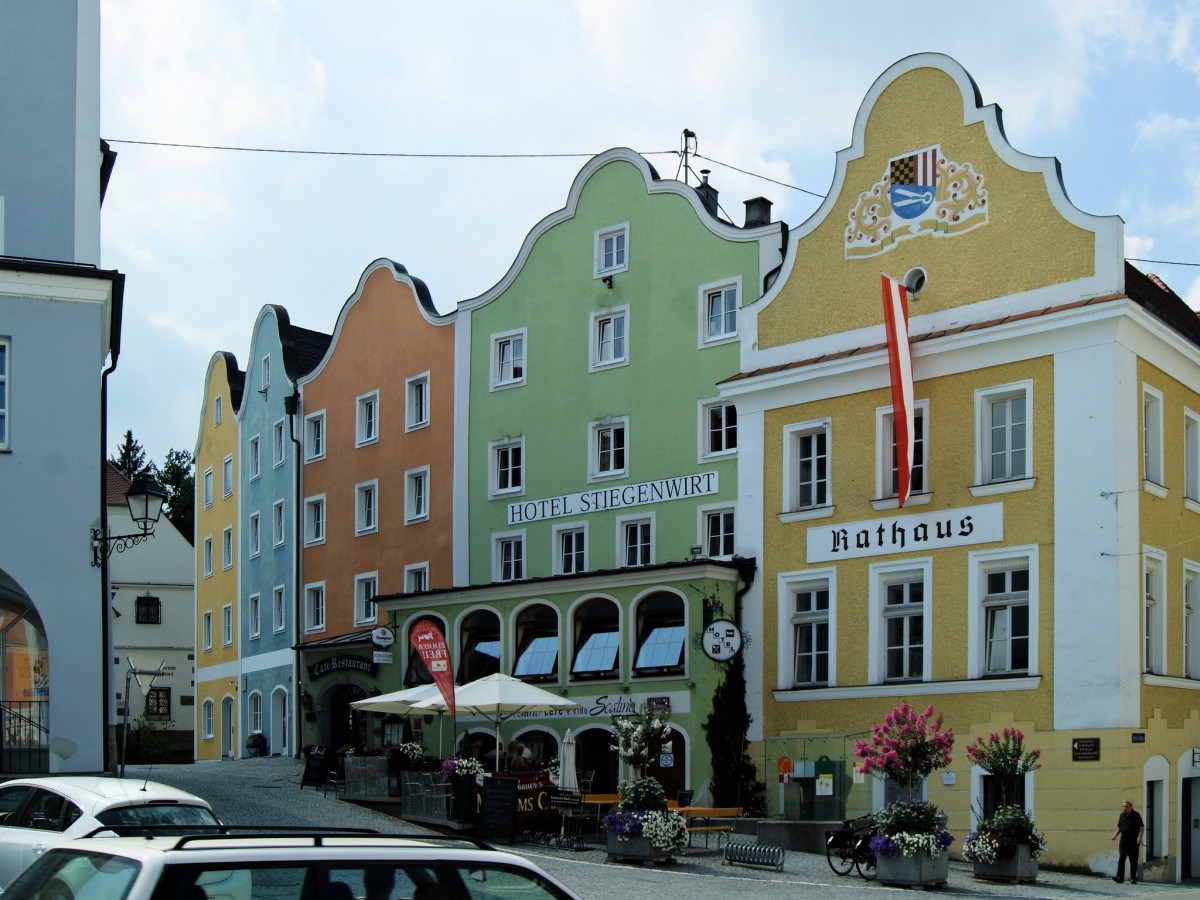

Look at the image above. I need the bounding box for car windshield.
[2,848,140,900]
[96,804,220,828]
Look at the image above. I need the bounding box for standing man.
[1110,799,1145,883]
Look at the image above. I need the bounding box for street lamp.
[92,472,169,566]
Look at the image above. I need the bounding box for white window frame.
[221,603,233,646]
[966,546,1039,679]
[553,522,588,576]
[354,572,379,626]
[201,699,214,740]
[490,328,527,390]
[616,513,654,568]
[202,536,213,578]
[221,455,232,498]
[260,354,271,391]
[0,337,8,450]
[973,381,1033,492]
[594,222,629,277]
[248,691,262,733]
[214,395,222,426]
[1185,409,1200,508]
[405,467,430,524]
[782,418,832,519]
[248,435,261,481]
[698,503,735,560]
[272,419,286,467]
[589,306,629,371]
[1144,385,1165,489]
[203,467,213,508]
[588,416,628,481]
[405,562,429,594]
[699,399,737,461]
[202,611,213,651]
[875,399,930,507]
[1184,561,1200,680]
[493,530,526,583]
[1144,547,1166,674]
[406,372,430,431]
[778,568,837,689]
[248,592,261,639]
[868,558,933,684]
[248,512,261,558]
[356,390,380,447]
[489,437,525,498]
[272,585,285,633]
[304,495,326,546]
[304,410,326,462]
[272,500,285,547]
[698,277,741,347]
[305,582,326,633]
[222,527,232,570]
[355,479,379,535]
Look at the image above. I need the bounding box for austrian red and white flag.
[881,274,915,507]
[409,620,456,720]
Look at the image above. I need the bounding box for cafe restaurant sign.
[807,503,1002,563]
[507,472,718,525]
[308,655,376,680]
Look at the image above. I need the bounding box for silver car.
[0,776,219,888]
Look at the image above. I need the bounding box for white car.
[0,776,219,889]
[0,831,581,900]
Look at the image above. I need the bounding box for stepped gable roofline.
[457,147,782,313]
[299,258,452,386]
[104,461,133,506]
[248,304,332,386]
[193,350,243,456]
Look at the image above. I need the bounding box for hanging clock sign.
[701,619,742,661]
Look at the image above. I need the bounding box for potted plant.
[854,702,955,887]
[611,705,671,778]
[442,756,485,822]
[602,777,689,864]
[963,728,1044,882]
[385,741,425,773]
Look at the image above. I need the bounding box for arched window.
[201,700,214,740]
[248,691,262,733]
[571,598,619,680]
[513,604,558,682]
[403,615,447,687]
[458,610,501,683]
[634,593,685,676]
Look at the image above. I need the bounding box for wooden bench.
[681,806,742,850]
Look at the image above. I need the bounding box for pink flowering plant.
[963,727,1040,801]
[962,727,1045,862]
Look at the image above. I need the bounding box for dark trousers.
[1116,843,1139,881]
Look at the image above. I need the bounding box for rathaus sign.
[507,472,719,525]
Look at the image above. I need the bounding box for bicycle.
[825,815,877,880]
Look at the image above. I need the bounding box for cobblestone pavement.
[123,758,1196,899]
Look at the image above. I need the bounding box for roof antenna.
[677,129,697,185]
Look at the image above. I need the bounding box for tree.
[158,448,195,544]
[110,429,148,480]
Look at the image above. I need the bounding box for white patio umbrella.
[350,683,447,756]
[411,672,583,772]
[558,729,579,792]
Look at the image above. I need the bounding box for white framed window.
[248,435,261,480]
[222,527,232,570]
[553,523,587,576]
[594,223,628,277]
[701,506,735,559]
[1184,562,1200,679]
[202,611,213,651]
[589,416,628,480]
[305,582,326,633]
[489,437,525,498]
[248,691,262,733]
[617,514,653,567]
[406,372,430,431]
[590,307,629,371]
[698,278,740,345]
[248,512,261,558]
[783,419,831,515]
[222,455,233,498]
[356,390,380,446]
[201,699,214,740]
[272,420,286,467]
[491,329,527,390]
[272,500,285,547]
[355,480,379,535]
[779,571,834,688]
[494,531,525,582]
[405,562,429,593]
[700,400,737,460]
[214,395,222,425]
[967,547,1038,679]
[260,354,271,391]
[354,573,378,625]
[1144,548,1166,674]
[248,593,261,639]
[405,467,429,524]
[633,593,685,675]
[868,559,932,684]
[0,337,7,450]
[221,604,232,646]
[1186,410,1200,505]
[876,400,929,503]
[304,495,326,545]
[202,536,213,578]
[1143,385,1165,489]
[975,381,1032,487]
[203,468,213,508]
[272,585,285,633]
[304,411,325,462]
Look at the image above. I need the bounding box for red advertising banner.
[410,621,456,719]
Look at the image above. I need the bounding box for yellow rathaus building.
[725,53,1200,880]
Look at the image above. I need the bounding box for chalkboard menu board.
[478,777,519,844]
[301,748,328,788]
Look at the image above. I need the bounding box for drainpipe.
[284,388,303,757]
[99,350,118,774]
[731,555,757,629]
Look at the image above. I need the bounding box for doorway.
[327,684,366,751]
[271,688,288,757]
[220,696,234,758]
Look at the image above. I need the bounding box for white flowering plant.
[611,706,671,775]
[602,777,688,853]
[441,756,485,781]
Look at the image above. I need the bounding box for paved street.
[124,758,1196,899]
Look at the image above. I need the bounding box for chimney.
[744,196,772,228]
[695,169,719,218]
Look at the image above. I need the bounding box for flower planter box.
[875,848,949,887]
[605,831,674,866]
[972,843,1038,883]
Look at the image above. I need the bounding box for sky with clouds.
[98,0,1200,463]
